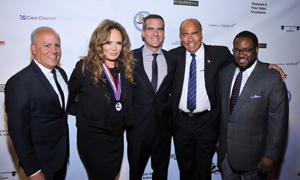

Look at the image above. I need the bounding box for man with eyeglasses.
[169,19,286,180]
[217,31,288,180]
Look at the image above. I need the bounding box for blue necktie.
[230,70,243,113]
[187,53,196,112]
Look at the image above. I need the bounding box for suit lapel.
[30,61,62,108]
[204,44,219,103]
[231,61,262,116]
[222,64,236,116]
[156,50,171,94]
[204,45,210,89]
[135,47,154,92]
[121,71,130,101]
[174,48,186,104]
[57,67,68,84]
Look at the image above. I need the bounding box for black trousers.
[127,128,171,180]
[173,111,218,180]
[44,163,67,180]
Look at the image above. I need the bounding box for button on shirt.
[34,59,68,109]
[230,60,257,97]
[142,46,167,91]
[179,44,211,113]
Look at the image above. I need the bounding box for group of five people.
[5,14,288,180]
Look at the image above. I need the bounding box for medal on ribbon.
[102,64,122,112]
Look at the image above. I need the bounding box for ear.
[255,47,259,54]
[31,44,36,55]
[141,30,146,42]
[141,30,145,38]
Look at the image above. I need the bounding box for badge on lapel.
[250,94,262,99]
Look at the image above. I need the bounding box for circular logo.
[133,11,150,31]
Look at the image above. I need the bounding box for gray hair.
[30,26,60,44]
[179,18,202,33]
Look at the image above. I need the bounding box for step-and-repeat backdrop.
[1,0,299,179]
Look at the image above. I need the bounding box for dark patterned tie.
[51,69,65,109]
[230,70,243,113]
[151,53,158,92]
[187,53,197,112]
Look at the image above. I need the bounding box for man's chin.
[186,48,196,53]
[236,62,247,70]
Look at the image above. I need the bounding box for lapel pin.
[207,59,211,63]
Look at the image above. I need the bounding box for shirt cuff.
[30,169,41,177]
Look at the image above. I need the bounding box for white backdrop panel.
[1,0,299,179]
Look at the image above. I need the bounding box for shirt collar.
[33,59,53,75]
[236,59,257,76]
[185,42,204,58]
[244,59,257,76]
[142,45,163,56]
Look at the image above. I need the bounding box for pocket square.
[250,95,261,99]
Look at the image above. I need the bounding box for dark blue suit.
[5,60,69,178]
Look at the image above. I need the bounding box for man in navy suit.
[5,26,69,180]
[217,31,288,180]
[169,18,234,180]
[127,14,176,180]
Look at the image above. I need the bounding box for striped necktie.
[187,53,196,112]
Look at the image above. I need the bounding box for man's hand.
[29,171,45,180]
[268,64,287,80]
[258,157,274,173]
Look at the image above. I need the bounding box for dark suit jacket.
[5,60,69,176]
[170,45,233,130]
[131,46,176,139]
[217,60,289,171]
[68,60,133,132]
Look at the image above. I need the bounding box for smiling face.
[31,30,61,69]
[233,36,258,70]
[102,29,123,67]
[142,18,165,52]
[180,20,203,54]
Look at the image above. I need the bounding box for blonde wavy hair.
[82,19,134,84]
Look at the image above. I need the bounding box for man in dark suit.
[5,26,69,180]
[217,31,288,180]
[127,14,176,180]
[169,18,233,180]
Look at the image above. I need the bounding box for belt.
[178,110,209,118]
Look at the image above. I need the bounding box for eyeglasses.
[232,47,255,56]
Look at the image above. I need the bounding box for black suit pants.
[173,111,217,180]
[44,162,67,180]
[127,128,171,180]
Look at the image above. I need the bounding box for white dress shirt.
[230,60,257,96]
[179,44,211,113]
[34,59,68,109]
